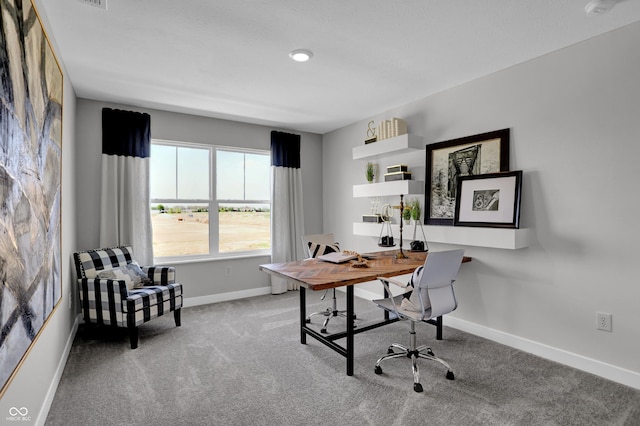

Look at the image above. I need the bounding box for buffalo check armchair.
[73,245,183,349]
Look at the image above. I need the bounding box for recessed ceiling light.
[585,0,616,15]
[289,49,313,62]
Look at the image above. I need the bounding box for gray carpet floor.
[46,292,640,426]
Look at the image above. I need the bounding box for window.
[150,140,270,259]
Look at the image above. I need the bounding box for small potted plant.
[402,203,412,224]
[366,162,375,183]
[410,199,421,223]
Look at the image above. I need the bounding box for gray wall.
[322,21,640,384]
[75,99,323,300]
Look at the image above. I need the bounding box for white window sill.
[153,251,271,266]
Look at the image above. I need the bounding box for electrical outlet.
[596,312,612,332]
[225,266,232,276]
[79,0,107,10]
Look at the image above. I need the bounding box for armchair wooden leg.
[129,327,139,349]
[174,308,181,327]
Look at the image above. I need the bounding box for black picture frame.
[425,129,510,226]
[454,170,522,229]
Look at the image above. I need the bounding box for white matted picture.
[454,171,522,228]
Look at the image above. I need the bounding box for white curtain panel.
[99,155,153,266]
[270,130,305,294]
[270,166,305,293]
[99,108,153,265]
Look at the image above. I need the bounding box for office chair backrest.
[302,234,337,258]
[415,249,465,319]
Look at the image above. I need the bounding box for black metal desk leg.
[436,315,443,340]
[300,287,307,344]
[383,282,390,320]
[346,285,354,376]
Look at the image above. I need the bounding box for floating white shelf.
[353,180,424,198]
[351,131,527,250]
[352,133,423,160]
[353,222,530,250]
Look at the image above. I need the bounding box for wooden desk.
[259,250,471,376]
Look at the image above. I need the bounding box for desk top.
[260,250,471,291]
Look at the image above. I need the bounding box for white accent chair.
[373,249,464,392]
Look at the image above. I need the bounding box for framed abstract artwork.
[425,129,510,226]
[454,170,523,228]
[1,0,63,397]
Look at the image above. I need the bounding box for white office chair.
[302,233,356,333]
[373,249,465,392]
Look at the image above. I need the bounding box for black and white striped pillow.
[307,242,340,258]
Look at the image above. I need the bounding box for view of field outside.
[151,207,270,257]
[150,142,271,258]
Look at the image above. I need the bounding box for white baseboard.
[353,290,640,390]
[36,314,81,426]
[445,316,640,390]
[183,286,272,307]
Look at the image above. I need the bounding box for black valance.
[102,108,151,158]
[271,131,300,168]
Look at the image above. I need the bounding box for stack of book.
[384,164,411,182]
[376,117,407,141]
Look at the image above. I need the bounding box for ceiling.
[41,0,640,134]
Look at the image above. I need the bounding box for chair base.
[374,322,454,392]
[306,308,357,333]
[81,308,182,349]
[305,288,356,333]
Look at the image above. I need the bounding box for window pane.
[245,153,270,200]
[177,147,209,199]
[151,203,209,256]
[219,203,270,252]
[217,150,245,200]
[150,145,177,199]
[151,141,270,259]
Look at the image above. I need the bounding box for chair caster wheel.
[320,328,327,334]
[387,348,395,354]
[374,365,383,375]
[305,318,311,323]
[414,383,423,393]
[446,371,455,380]
[427,348,434,356]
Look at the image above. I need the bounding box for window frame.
[150,139,271,262]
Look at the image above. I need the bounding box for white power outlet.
[79,0,107,10]
[225,266,232,276]
[596,312,612,332]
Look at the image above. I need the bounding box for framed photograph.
[454,170,522,228]
[425,129,510,225]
